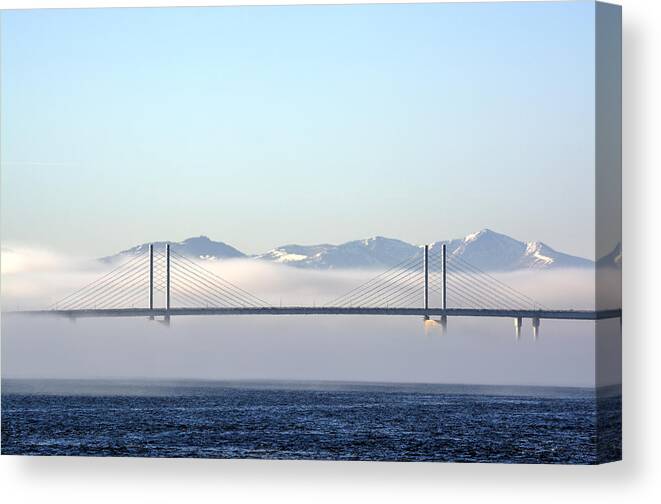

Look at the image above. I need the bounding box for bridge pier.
[532,317,540,339]
[440,315,447,335]
[514,316,522,340]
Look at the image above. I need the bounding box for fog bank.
[1,246,620,387]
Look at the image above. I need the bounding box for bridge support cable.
[147,250,253,308]
[454,256,544,309]
[444,260,529,309]
[169,279,231,308]
[325,253,424,307]
[46,241,547,313]
[91,271,150,309]
[324,244,545,311]
[103,280,151,309]
[429,275,482,309]
[326,253,425,308]
[49,250,150,310]
[170,265,242,307]
[49,250,146,309]
[382,278,426,308]
[68,263,149,310]
[438,263,523,309]
[49,244,271,312]
[169,264,242,308]
[60,262,147,309]
[421,250,545,310]
[362,271,424,308]
[167,250,269,308]
[148,246,271,308]
[429,277,479,309]
[169,260,255,307]
[343,265,422,308]
[445,255,545,310]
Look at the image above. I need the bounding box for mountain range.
[102,229,595,271]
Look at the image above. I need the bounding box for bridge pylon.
[149,244,154,310]
[441,243,447,310]
[424,245,429,310]
[165,243,171,310]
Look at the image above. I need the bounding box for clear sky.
[1,1,596,258]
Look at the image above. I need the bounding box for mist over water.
[1,247,599,309]
[1,313,615,387]
[1,247,619,387]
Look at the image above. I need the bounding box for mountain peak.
[102,231,593,271]
[102,236,245,263]
[358,235,406,246]
[463,228,512,243]
[183,235,211,242]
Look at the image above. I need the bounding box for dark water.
[1,380,621,464]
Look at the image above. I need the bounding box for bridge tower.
[424,245,429,310]
[440,244,447,332]
[166,243,171,310]
[149,244,154,310]
[441,244,447,310]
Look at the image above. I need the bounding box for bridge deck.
[8,307,622,320]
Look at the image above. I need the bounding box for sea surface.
[1,379,621,464]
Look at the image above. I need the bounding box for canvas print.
[1,1,621,464]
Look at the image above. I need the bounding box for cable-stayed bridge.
[11,244,621,337]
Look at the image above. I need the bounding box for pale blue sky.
[1,1,596,258]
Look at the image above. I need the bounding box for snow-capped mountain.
[257,229,592,271]
[101,236,245,263]
[101,230,593,271]
[255,237,420,270]
[428,229,593,271]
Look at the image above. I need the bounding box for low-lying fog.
[1,247,621,387]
